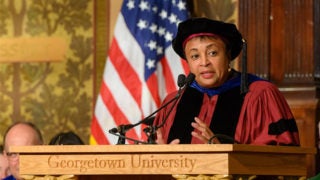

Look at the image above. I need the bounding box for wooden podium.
[10,144,316,180]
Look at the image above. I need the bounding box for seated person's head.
[3,122,43,180]
[49,131,84,145]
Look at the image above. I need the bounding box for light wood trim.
[9,144,316,154]
[9,144,316,176]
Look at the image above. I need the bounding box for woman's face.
[184,36,231,88]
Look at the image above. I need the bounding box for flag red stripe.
[109,38,142,108]
[100,80,139,140]
[160,57,177,94]
[181,60,190,74]
[91,115,110,144]
[146,73,160,108]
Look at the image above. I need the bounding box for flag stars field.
[126,0,135,9]
[146,59,156,69]
[138,1,149,11]
[147,40,157,50]
[157,27,166,36]
[160,10,168,19]
[156,47,163,55]
[177,0,187,10]
[165,32,174,42]
[168,14,178,24]
[137,19,148,30]
[149,24,157,33]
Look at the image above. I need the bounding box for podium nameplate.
[10,144,316,176]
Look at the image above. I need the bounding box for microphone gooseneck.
[108,73,195,144]
[155,73,195,130]
[108,130,149,144]
[144,73,195,144]
[109,124,135,144]
[108,124,134,134]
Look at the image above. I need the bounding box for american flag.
[90,0,189,144]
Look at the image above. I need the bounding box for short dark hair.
[49,131,84,145]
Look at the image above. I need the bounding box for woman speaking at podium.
[153,17,300,146]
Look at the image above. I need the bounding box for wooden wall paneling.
[314,0,320,174]
[269,0,317,175]
[315,0,320,87]
[288,99,318,176]
[239,0,270,79]
[239,0,319,176]
[270,0,314,86]
[269,0,285,84]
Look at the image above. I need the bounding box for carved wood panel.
[239,0,319,176]
[239,0,314,86]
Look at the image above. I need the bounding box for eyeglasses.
[6,152,19,161]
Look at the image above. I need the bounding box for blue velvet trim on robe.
[190,72,263,97]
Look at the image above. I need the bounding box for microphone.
[109,124,135,144]
[143,73,194,144]
[185,73,196,86]
[143,73,195,144]
[109,73,192,133]
[108,129,149,144]
[108,124,134,134]
[177,74,186,88]
[108,116,155,134]
[155,73,195,130]
[108,73,195,144]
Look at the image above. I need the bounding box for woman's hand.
[156,128,180,144]
[191,117,220,144]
